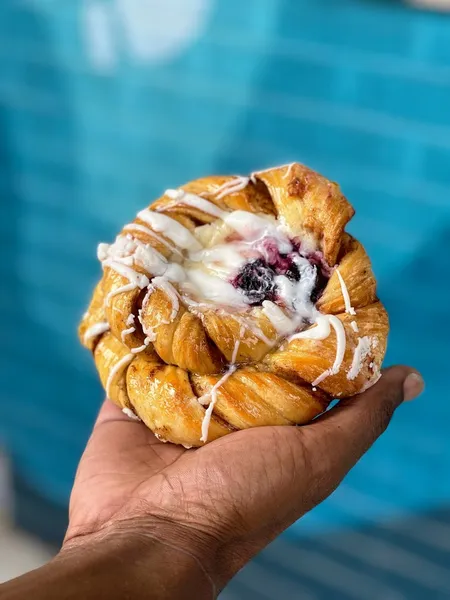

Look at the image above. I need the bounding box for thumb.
[302,366,424,479]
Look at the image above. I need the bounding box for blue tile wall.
[0,0,449,572]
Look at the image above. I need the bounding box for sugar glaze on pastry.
[79,163,388,447]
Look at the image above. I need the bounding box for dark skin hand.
[1,366,423,600]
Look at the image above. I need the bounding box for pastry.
[79,163,388,447]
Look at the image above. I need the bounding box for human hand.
[65,366,423,595]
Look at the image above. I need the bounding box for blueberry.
[310,270,328,303]
[284,261,301,282]
[232,259,276,305]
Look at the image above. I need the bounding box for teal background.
[0,1,449,597]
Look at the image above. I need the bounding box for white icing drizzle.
[199,338,241,443]
[289,314,330,342]
[137,287,157,342]
[163,189,228,219]
[106,281,141,306]
[83,321,110,343]
[105,353,134,399]
[347,336,373,381]
[286,268,356,388]
[97,243,110,261]
[223,211,292,254]
[311,316,347,387]
[137,282,176,344]
[123,223,182,256]
[283,163,295,179]
[274,258,317,315]
[152,276,180,320]
[131,337,152,354]
[185,269,250,308]
[101,235,169,277]
[336,269,356,316]
[189,245,247,276]
[229,313,275,347]
[103,259,150,294]
[121,325,136,343]
[101,235,164,304]
[252,163,293,176]
[214,177,251,200]
[100,233,187,310]
[181,296,218,313]
[350,320,359,333]
[262,300,301,337]
[137,209,202,251]
[126,314,135,326]
[122,407,141,421]
[231,336,241,363]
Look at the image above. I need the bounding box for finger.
[302,366,424,477]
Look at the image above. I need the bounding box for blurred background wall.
[0,0,449,597]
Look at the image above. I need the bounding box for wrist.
[61,517,218,599]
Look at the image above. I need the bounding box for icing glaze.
[163,189,228,219]
[185,269,250,308]
[137,209,202,251]
[262,300,301,337]
[347,336,373,381]
[106,353,134,399]
[336,269,356,315]
[106,281,141,306]
[131,337,152,354]
[289,314,330,342]
[200,338,241,443]
[214,177,251,200]
[189,245,247,276]
[223,211,292,255]
[252,163,294,177]
[311,316,347,387]
[83,321,110,343]
[152,276,180,320]
[123,223,182,256]
[121,325,136,343]
[122,407,141,421]
[283,163,295,179]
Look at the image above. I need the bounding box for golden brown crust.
[127,354,232,446]
[263,302,388,397]
[79,162,389,447]
[255,164,354,265]
[317,234,377,314]
[191,369,328,430]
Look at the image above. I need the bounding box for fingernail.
[403,373,424,401]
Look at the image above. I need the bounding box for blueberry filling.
[231,241,330,307]
[283,260,301,282]
[232,259,277,306]
[261,241,292,272]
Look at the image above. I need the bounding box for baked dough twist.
[79,163,388,447]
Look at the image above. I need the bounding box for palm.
[67,400,324,545]
[67,403,187,540]
[67,368,412,561]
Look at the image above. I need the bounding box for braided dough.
[79,163,388,447]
